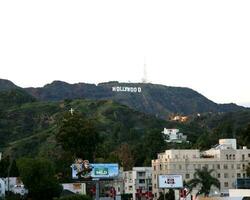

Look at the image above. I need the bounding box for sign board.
[112,86,142,93]
[158,175,183,189]
[91,163,119,179]
[71,163,119,179]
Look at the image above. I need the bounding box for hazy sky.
[0,0,250,106]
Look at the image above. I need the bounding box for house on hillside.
[2,177,28,196]
[161,128,187,143]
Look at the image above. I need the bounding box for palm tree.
[187,167,220,197]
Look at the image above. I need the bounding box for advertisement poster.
[158,175,183,188]
[71,162,119,179]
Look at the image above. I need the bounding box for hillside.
[24,80,247,118]
[0,88,249,177]
[0,79,19,91]
[0,89,175,163]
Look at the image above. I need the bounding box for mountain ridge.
[0,78,247,118]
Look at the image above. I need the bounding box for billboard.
[158,175,183,189]
[91,163,119,179]
[71,162,119,179]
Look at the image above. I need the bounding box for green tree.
[238,123,250,148]
[56,112,100,161]
[118,143,135,170]
[17,157,62,200]
[142,129,167,165]
[158,189,175,200]
[0,156,19,177]
[187,167,220,197]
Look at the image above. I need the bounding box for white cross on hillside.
[69,108,74,115]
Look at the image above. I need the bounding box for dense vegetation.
[0,86,249,183]
[17,158,62,200]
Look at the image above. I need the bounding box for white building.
[123,167,153,200]
[5,177,28,195]
[0,178,5,197]
[152,139,250,199]
[162,128,187,143]
[62,183,86,194]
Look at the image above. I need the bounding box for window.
[160,164,162,170]
[186,174,190,179]
[154,184,156,189]
[139,179,145,184]
[233,155,235,160]
[179,165,182,170]
[217,173,221,178]
[129,186,133,191]
[223,164,228,169]
[231,164,234,169]
[237,173,241,178]
[242,155,245,161]
[138,172,145,177]
[224,173,228,178]
[154,166,156,170]
[237,164,241,169]
[217,164,220,169]
[224,182,228,187]
[205,164,209,169]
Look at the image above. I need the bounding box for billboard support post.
[95,179,100,200]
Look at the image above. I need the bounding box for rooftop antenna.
[142,57,148,83]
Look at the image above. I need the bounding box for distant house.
[7,177,28,195]
[170,115,188,122]
[62,183,86,195]
[161,128,188,143]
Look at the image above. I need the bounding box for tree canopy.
[56,112,100,161]
[187,167,220,197]
[17,157,62,200]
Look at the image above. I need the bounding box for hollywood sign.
[112,86,142,93]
